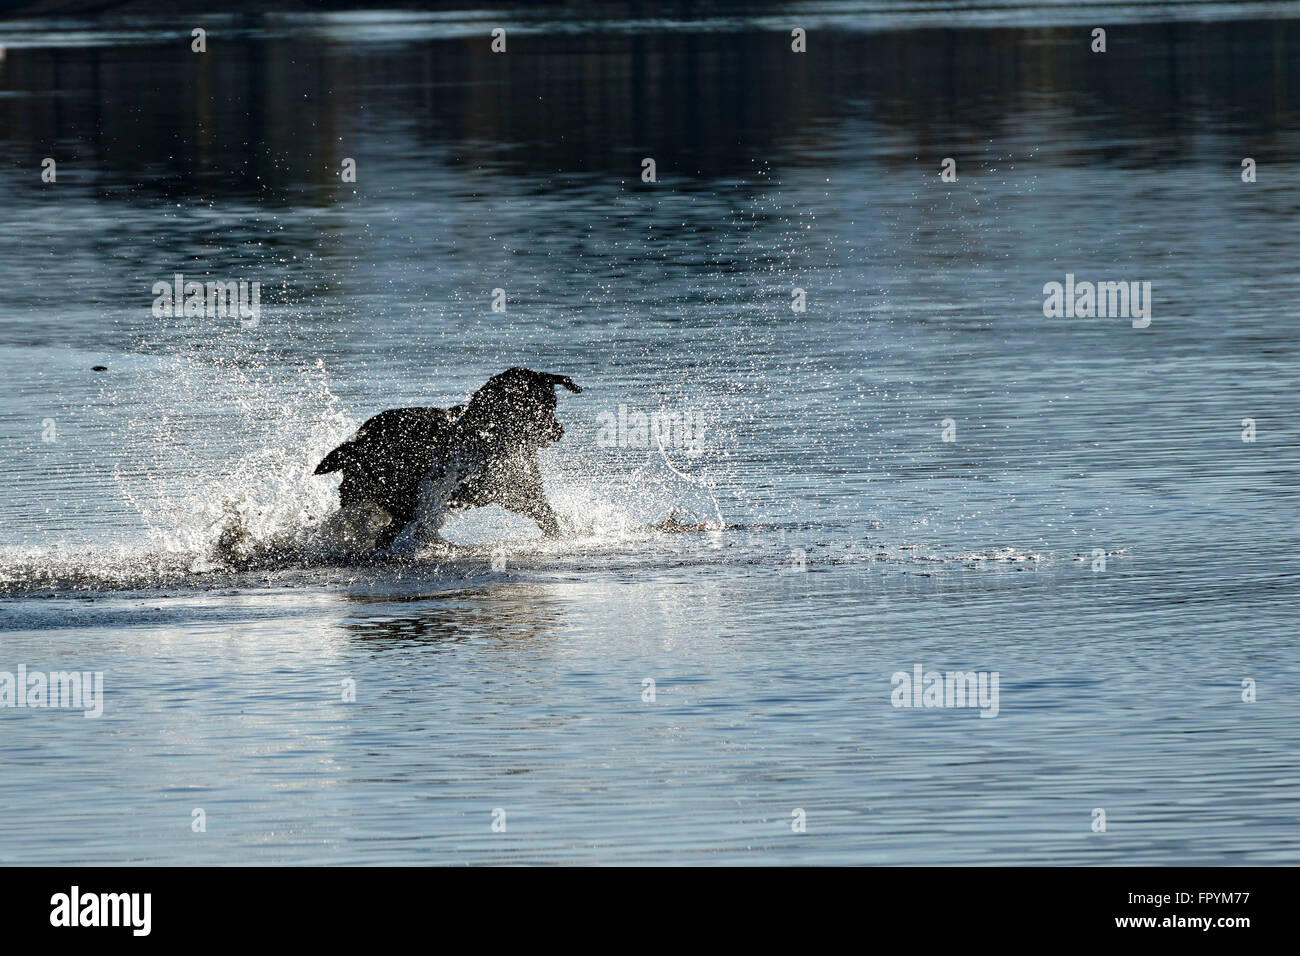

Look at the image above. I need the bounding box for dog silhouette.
[315,368,582,550]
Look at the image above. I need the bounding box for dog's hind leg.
[373,519,404,552]
[317,500,394,554]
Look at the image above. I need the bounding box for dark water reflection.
[3,17,1299,195]
[342,583,563,646]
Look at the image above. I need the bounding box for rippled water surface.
[2,2,1299,864]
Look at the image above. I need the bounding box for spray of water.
[1,353,733,593]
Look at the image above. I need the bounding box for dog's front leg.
[503,462,562,538]
[507,482,560,537]
[522,497,561,538]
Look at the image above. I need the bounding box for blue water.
[2,2,1299,864]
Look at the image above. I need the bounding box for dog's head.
[465,367,582,450]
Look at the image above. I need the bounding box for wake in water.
[0,350,1065,598]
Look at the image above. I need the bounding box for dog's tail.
[314,441,353,475]
[542,373,582,393]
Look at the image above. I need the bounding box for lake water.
[2,2,1299,865]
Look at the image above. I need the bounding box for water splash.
[2,356,735,593]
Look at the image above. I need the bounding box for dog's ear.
[541,373,582,394]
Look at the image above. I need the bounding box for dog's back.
[315,369,582,548]
[315,405,465,532]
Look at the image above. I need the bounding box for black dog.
[315,368,582,550]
